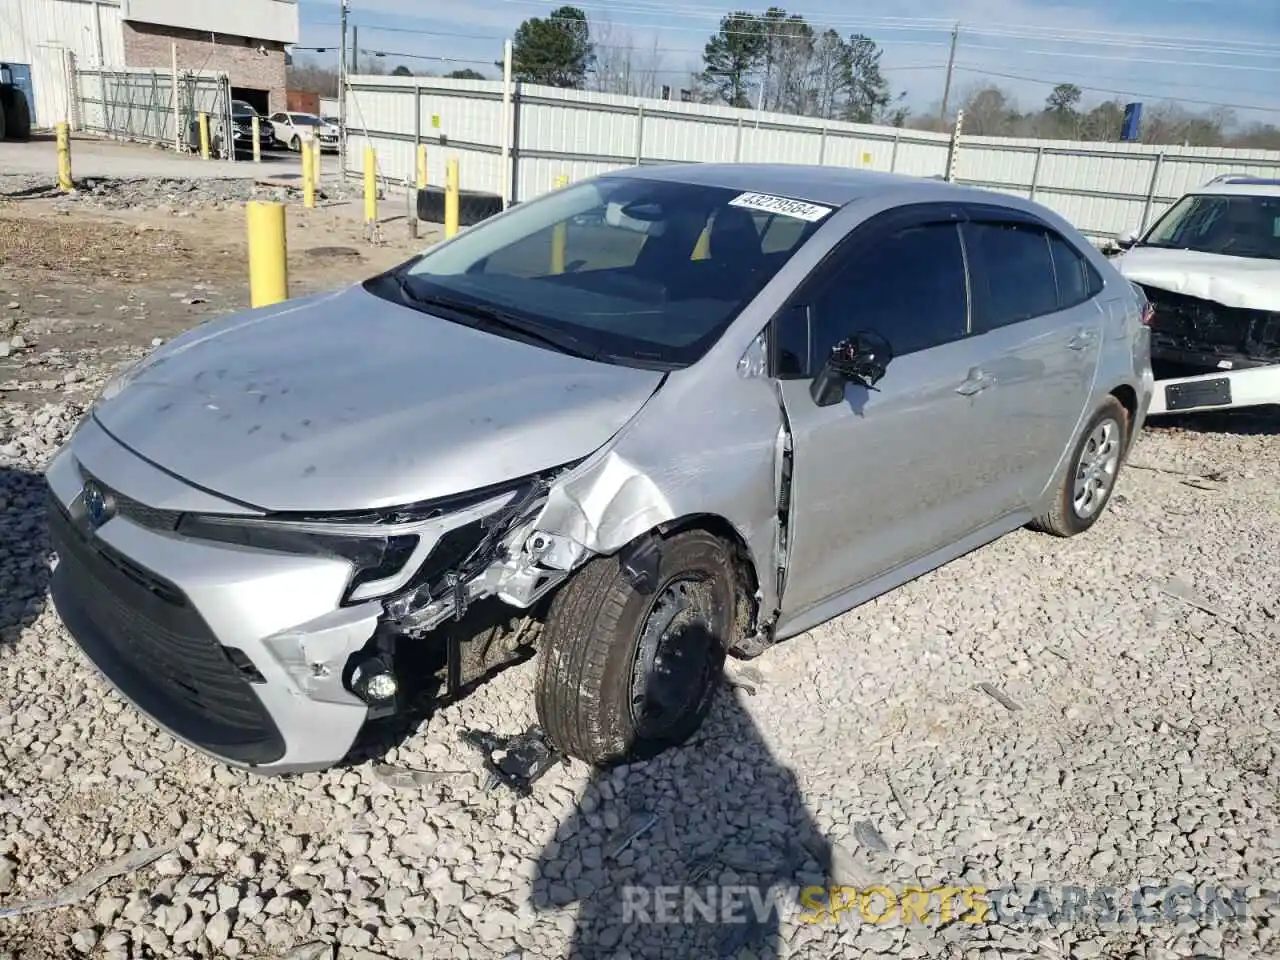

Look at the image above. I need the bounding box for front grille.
[77,468,180,532]
[1140,285,1280,361]
[47,494,285,765]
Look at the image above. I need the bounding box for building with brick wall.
[120,0,298,114]
[0,0,298,127]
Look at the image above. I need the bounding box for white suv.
[267,111,339,153]
[1112,175,1280,374]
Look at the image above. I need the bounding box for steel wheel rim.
[1073,417,1121,519]
[629,576,717,741]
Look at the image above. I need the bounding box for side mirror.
[1115,228,1141,250]
[810,331,893,408]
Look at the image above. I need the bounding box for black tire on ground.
[534,529,737,766]
[0,87,29,141]
[416,185,503,229]
[1031,395,1131,538]
[290,135,301,152]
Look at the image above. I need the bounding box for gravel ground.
[0,176,1278,959]
[1,173,359,211]
[3,386,1277,960]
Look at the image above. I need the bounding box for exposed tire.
[290,135,301,152]
[534,529,736,766]
[1032,395,1130,537]
[416,185,503,228]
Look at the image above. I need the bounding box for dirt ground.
[0,189,442,403]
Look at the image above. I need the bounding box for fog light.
[350,659,398,703]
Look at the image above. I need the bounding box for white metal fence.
[343,75,1280,242]
[75,66,232,155]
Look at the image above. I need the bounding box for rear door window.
[964,221,1060,331]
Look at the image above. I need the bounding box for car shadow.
[0,464,51,658]
[1145,405,1280,437]
[531,683,835,959]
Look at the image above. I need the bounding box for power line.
[310,18,1280,80]
[296,8,1280,114]
[955,66,1280,114]
[496,0,1280,54]
[307,4,1280,58]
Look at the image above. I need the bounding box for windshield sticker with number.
[728,192,834,222]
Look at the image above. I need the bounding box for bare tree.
[589,20,666,97]
[804,28,847,119]
[958,83,1016,136]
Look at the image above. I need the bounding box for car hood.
[1114,246,1280,311]
[93,284,664,512]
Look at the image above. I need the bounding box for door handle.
[955,370,995,396]
[1067,329,1097,351]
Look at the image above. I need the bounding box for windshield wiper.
[392,275,602,362]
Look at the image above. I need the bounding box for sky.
[294,0,1280,126]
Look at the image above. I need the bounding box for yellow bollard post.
[55,123,73,191]
[251,116,262,163]
[198,113,211,160]
[416,144,428,190]
[246,201,288,308]
[692,221,711,260]
[549,173,568,273]
[302,139,315,209]
[444,158,460,239]
[363,145,378,225]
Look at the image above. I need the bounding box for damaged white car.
[1112,174,1280,415]
[45,164,1153,774]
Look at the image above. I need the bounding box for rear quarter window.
[965,221,1060,331]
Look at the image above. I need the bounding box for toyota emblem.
[82,481,113,529]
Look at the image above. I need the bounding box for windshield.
[1142,193,1280,260]
[382,176,829,368]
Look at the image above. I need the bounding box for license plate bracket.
[1164,377,1232,411]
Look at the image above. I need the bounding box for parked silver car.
[45,164,1154,774]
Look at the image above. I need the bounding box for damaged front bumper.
[1138,284,1280,372]
[44,419,592,775]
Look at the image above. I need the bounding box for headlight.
[175,513,419,604]
[176,465,582,607]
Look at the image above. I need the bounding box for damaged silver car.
[45,163,1154,774]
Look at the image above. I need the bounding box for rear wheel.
[534,530,735,766]
[1032,396,1130,537]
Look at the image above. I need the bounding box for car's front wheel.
[1033,395,1130,537]
[534,529,735,766]
[289,134,301,152]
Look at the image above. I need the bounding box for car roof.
[601,162,1060,218]
[1191,180,1280,199]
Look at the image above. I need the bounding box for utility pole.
[338,0,350,175]
[939,23,958,133]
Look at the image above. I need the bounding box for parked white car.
[267,111,339,153]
